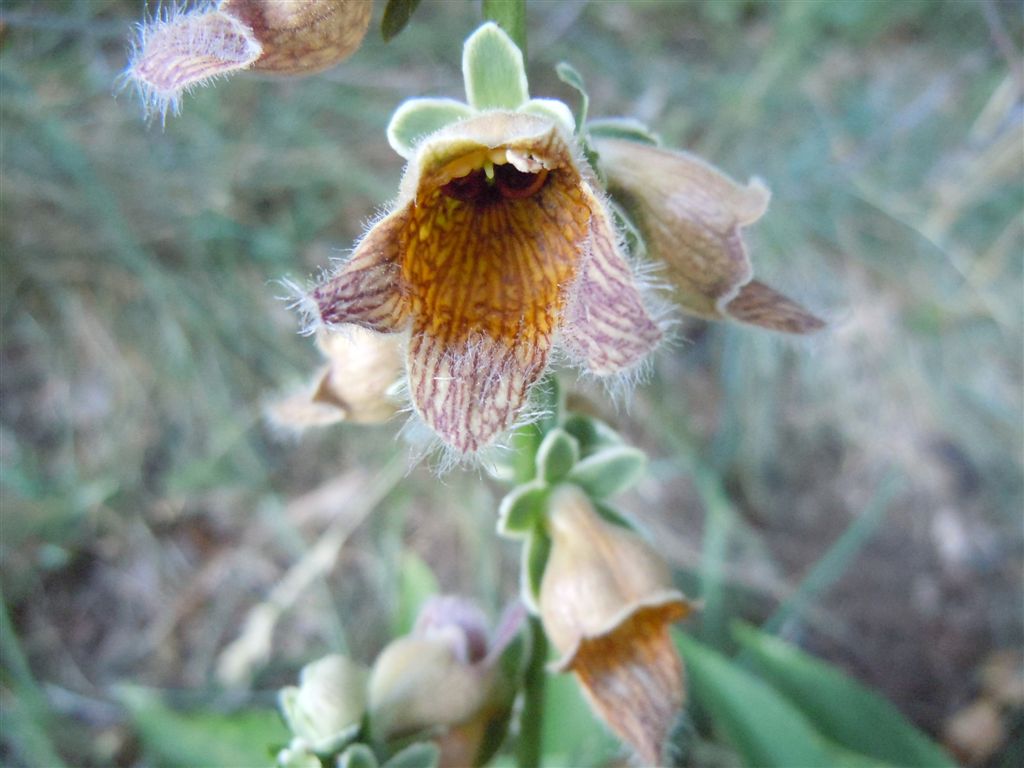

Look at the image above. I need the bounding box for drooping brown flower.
[539,485,694,765]
[596,137,825,334]
[125,0,372,119]
[312,112,662,456]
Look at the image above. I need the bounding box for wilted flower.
[596,137,825,334]
[279,654,368,755]
[539,484,694,765]
[367,596,523,766]
[125,0,372,119]
[311,25,662,456]
[268,326,403,430]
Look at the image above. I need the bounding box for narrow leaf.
[588,117,660,145]
[555,61,589,131]
[734,623,956,767]
[381,0,423,42]
[675,633,833,768]
[340,743,380,768]
[561,414,623,456]
[394,551,440,635]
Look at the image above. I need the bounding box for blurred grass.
[1,0,1022,766]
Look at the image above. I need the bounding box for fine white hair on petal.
[122,0,261,123]
[277,277,325,337]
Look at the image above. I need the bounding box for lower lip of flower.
[441,165,550,204]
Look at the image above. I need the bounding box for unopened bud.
[539,485,694,765]
[279,654,368,753]
[367,596,506,743]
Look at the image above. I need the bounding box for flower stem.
[517,615,547,768]
[482,0,528,58]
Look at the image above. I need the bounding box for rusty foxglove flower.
[125,0,372,119]
[539,485,694,765]
[268,326,403,430]
[367,596,524,765]
[596,137,825,334]
[311,25,662,456]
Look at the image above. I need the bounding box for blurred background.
[1,1,1022,766]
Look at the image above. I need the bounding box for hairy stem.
[517,615,547,768]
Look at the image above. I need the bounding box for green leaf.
[462,22,529,111]
[394,552,439,636]
[381,0,423,42]
[561,414,623,456]
[554,62,589,132]
[675,633,833,768]
[339,743,379,768]
[520,530,550,613]
[117,686,289,768]
[498,481,549,538]
[587,117,660,145]
[481,0,528,58]
[540,669,619,766]
[566,446,646,498]
[535,429,579,483]
[386,98,475,159]
[382,742,439,768]
[733,623,956,768]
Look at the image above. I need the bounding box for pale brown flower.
[597,137,825,334]
[539,485,694,765]
[268,326,403,430]
[126,0,372,119]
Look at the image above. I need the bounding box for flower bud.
[596,137,824,334]
[220,0,373,75]
[268,326,403,429]
[539,485,694,765]
[367,596,499,743]
[126,0,372,119]
[279,654,368,754]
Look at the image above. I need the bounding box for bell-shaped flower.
[268,326,403,430]
[125,0,372,119]
[596,137,825,334]
[310,24,662,456]
[279,654,369,755]
[539,484,694,765]
[367,595,524,766]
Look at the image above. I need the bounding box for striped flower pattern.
[312,111,662,455]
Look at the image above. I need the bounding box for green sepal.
[338,743,379,768]
[380,0,423,42]
[554,61,589,132]
[519,98,575,135]
[387,98,476,159]
[462,22,529,111]
[381,742,439,768]
[497,481,549,538]
[608,198,648,260]
[567,445,647,498]
[588,117,661,145]
[561,414,623,456]
[593,500,639,532]
[520,529,551,613]
[535,428,579,483]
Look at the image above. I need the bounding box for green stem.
[482,0,528,58]
[516,615,547,768]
